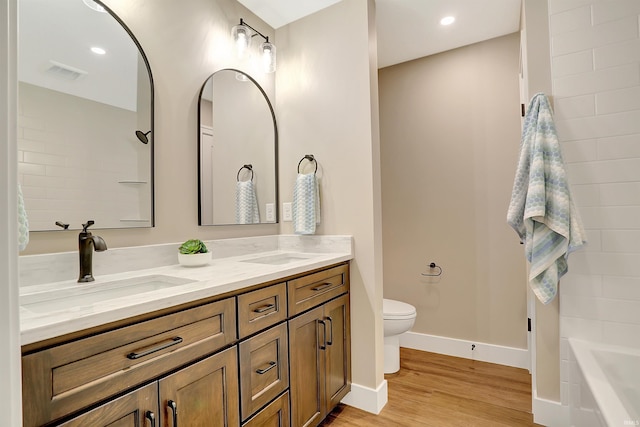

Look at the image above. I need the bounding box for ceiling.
[238,0,522,68]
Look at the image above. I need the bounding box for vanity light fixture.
[440,16,455,26]
[82,0,106,13]
[231,18,276,73]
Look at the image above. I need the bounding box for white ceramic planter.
[178,252,211,267]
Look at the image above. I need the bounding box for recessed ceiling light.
[82,0,106,13]
[440,16,455,26]
[90,47,106,55]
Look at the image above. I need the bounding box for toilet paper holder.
[421,262,443,277]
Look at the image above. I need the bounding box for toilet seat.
[383,299,416,320]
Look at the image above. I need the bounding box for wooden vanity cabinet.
[22,298,236,427]
[288,264,351,427]
[22,262,350,427]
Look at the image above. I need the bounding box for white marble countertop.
[20,236,353,346]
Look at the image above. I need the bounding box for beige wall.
[276,0,384,390]
[21,0,278,255]
[379,33,527,349]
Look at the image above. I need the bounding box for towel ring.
[421,262,443,277]
[237,164,253,182]
[297,154,317,174]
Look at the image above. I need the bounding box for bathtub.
[569,338,640,427]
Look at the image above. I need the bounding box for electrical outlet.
[283,202,292,221]
[266,203,275,222]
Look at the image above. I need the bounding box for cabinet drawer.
[239,323,289,421]
[22,298,236,427]
[288,264,349,316]
[238,283,287,338]
[243,391,290,427]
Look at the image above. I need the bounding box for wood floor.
[320,348,544,427]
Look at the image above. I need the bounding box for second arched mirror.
[198,69,278,225]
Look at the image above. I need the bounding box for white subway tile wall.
[551,0,640,408]
[18,82,150,230]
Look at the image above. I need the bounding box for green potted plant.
[178,239,211,267]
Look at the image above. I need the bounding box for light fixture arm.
[239,18,269,43]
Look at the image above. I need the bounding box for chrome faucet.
[78,220,107,283]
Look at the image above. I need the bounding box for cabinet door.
[56,382,158,427]
[288,306,325,427]
[159,347,240,427]
[323,294,351,410]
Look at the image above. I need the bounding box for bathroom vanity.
[19,236,352,427]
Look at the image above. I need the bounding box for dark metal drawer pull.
[318,319,327,350]
[253,303,275,313]
[325,316,334,346]
[311,282,332,291]
[145,411,156,427]
[168,400,178,427]
[256,360,277,374]
[127,337,183,360]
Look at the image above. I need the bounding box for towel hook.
[297,154,317,174]
[236,164,254,182]
[421,262,443,277]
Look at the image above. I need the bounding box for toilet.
[383,298,417,374]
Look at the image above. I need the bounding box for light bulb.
[261,41,276,73]
[232,24,252,59]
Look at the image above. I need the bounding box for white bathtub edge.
[568,338,638,427]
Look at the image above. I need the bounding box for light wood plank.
[320,348,543,427]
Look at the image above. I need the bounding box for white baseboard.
[399,331,529,369]
[340,379,388,414]
[532,394,570,427]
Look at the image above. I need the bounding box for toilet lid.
[383,299,416,319]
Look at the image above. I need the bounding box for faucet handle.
[82,220,95,232]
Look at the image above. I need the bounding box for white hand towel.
[18,184,29,251]
[293,173,320,235]
[235,181,260,224]
[507,93,587,304]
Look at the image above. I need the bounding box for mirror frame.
[196,68,278,226]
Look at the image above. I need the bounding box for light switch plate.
[283,202,292,221]
[266,203,275,222]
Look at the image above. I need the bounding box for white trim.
[399,331,529,369]
[532,393,570,427]
[340,380,388,415]
[0,0,22,424]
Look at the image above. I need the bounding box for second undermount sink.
[21,275,195,314]
[241,253,317,265]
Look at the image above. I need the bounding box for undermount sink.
[21,275,195,314]
[241,253,316,265]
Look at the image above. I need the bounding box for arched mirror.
[198,69,278,225]
[17,0,154,231]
